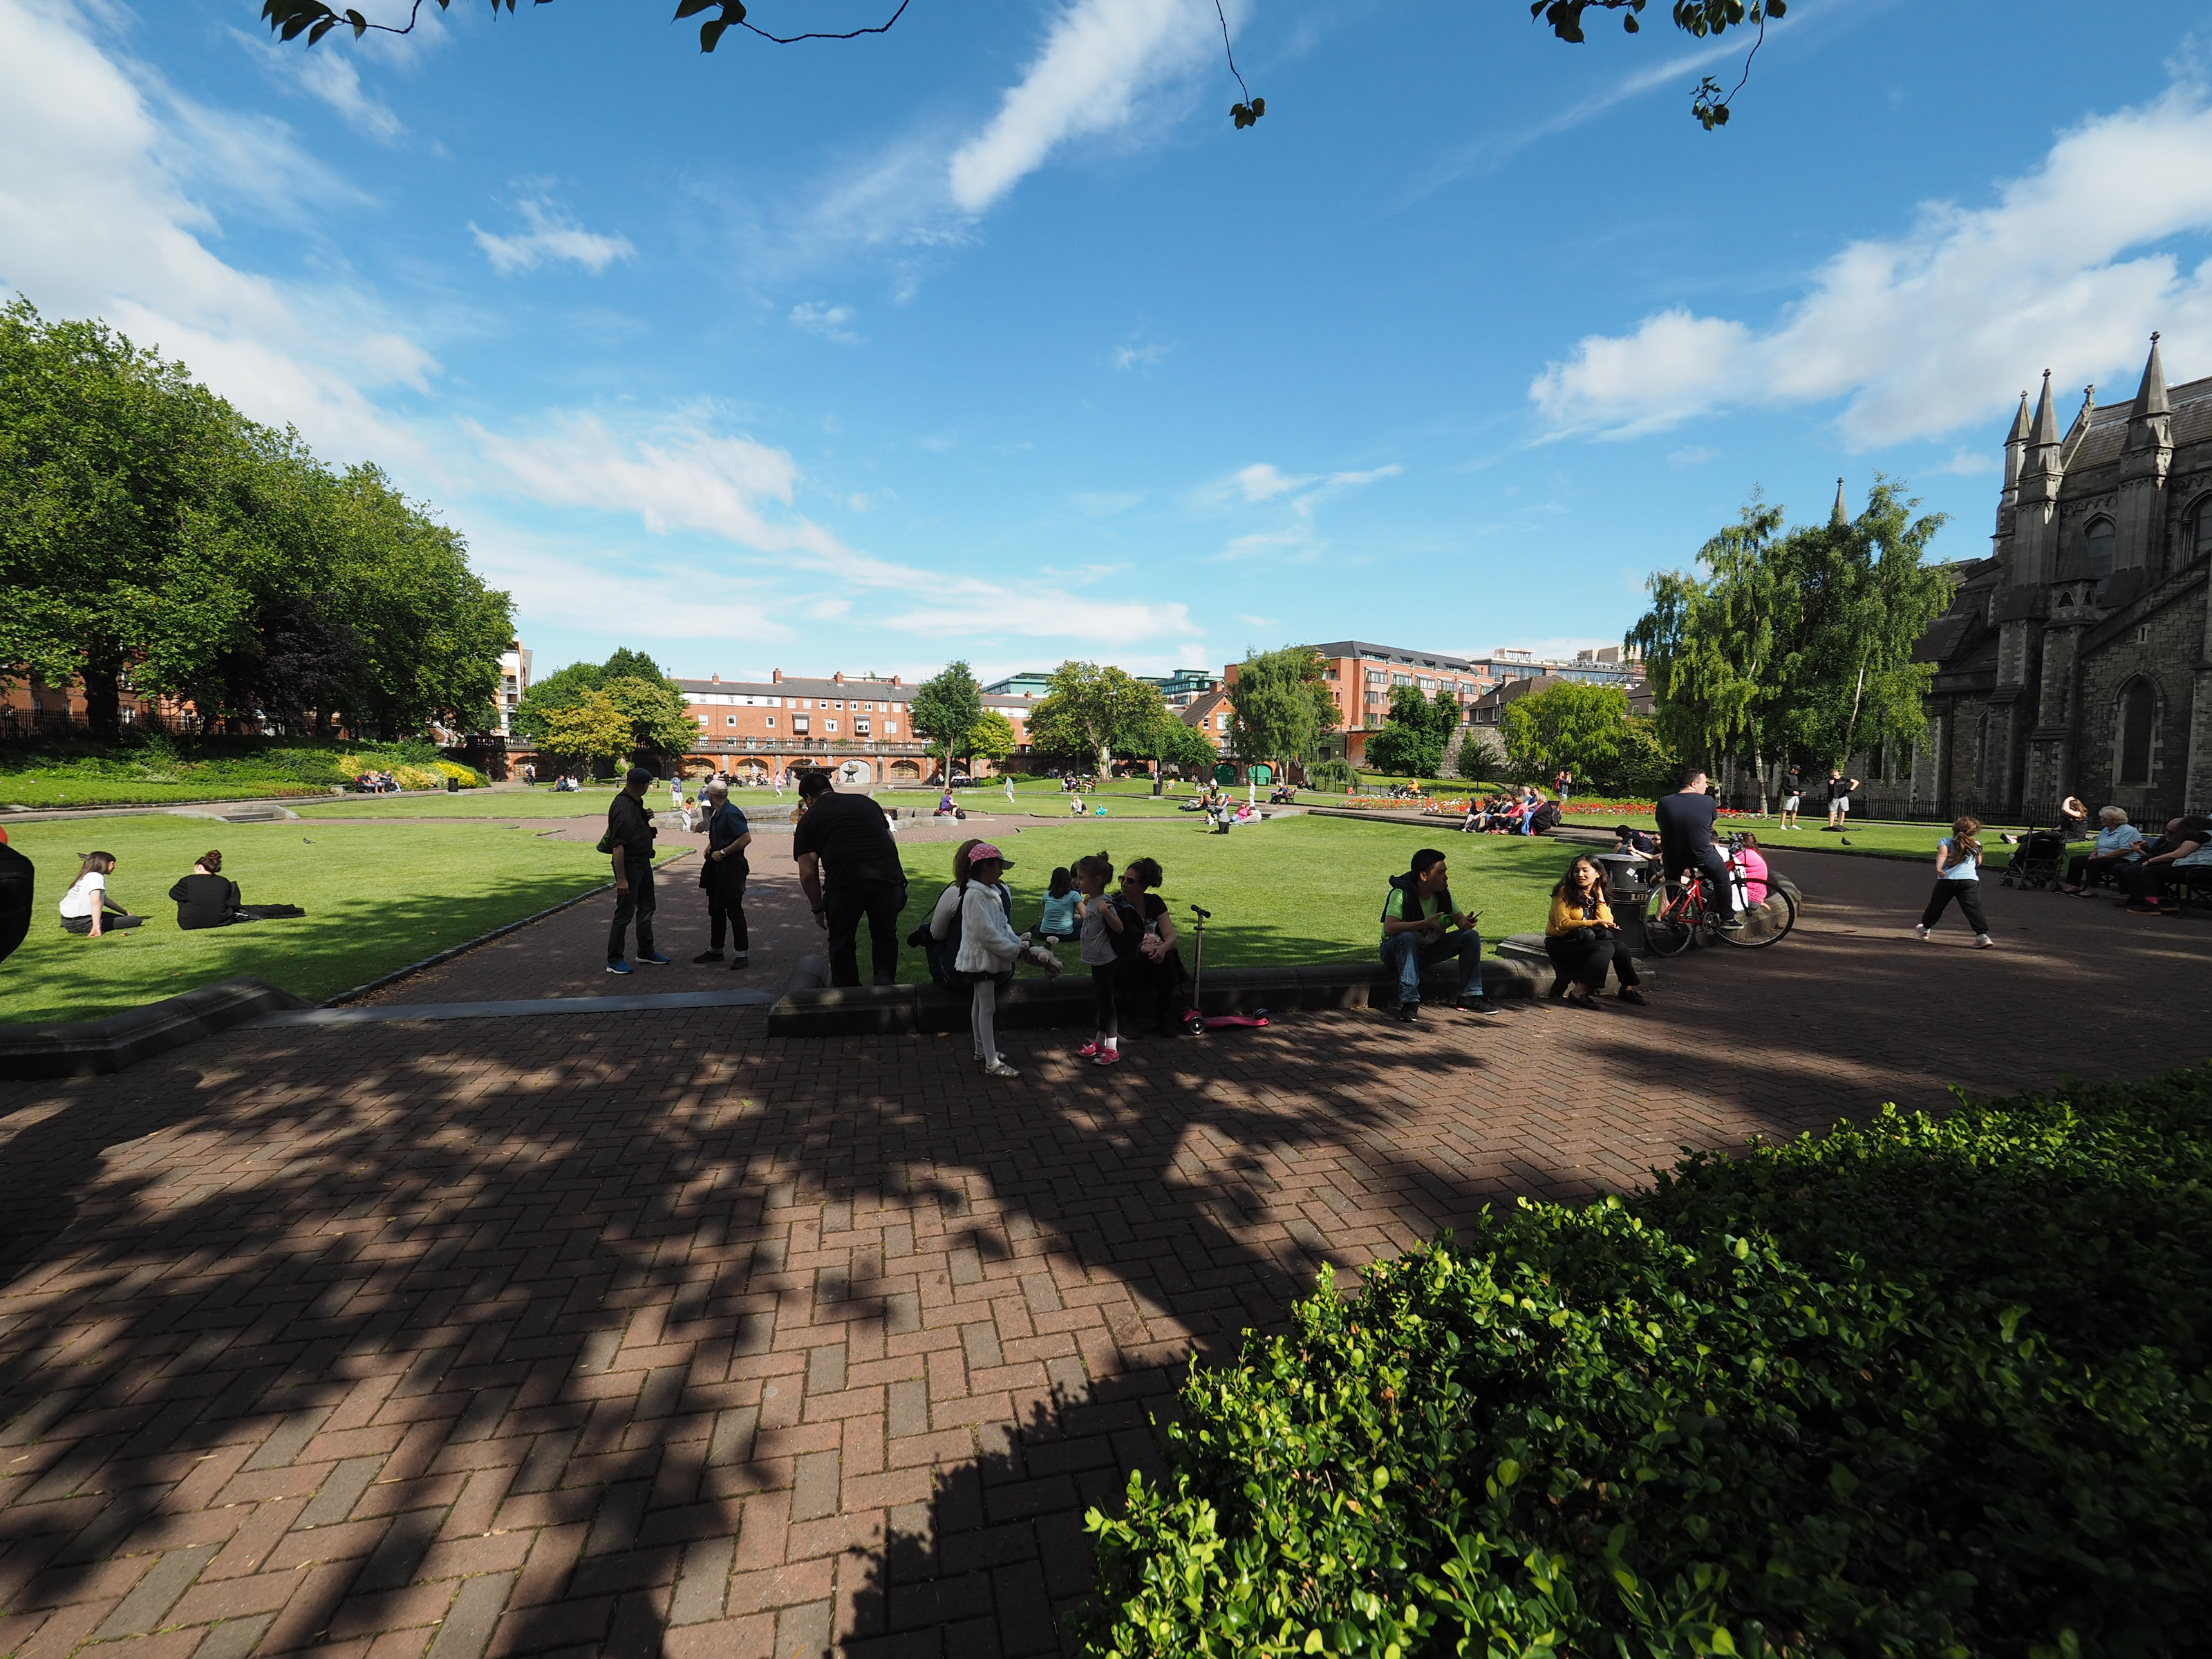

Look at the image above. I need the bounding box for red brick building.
[668,671,1041,785]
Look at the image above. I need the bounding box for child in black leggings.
[1915,817,1994,948]
[1072,854,1123,1066]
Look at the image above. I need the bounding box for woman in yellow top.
[1544,854,1647,1009]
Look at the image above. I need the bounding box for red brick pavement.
[1,850,2208,1656]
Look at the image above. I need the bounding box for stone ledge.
[767,957,1550,1038]
[0,975,312,1082]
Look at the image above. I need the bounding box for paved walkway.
[1,849,2208,1658]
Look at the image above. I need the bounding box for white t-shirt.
[59,871,104,919]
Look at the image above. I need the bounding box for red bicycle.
[1643,835,1797,957]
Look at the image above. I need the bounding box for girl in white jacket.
[937,841,1041,1078]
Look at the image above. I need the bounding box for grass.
[0,816,664,1024]
[294,786,622,819]
[891,814,1577,982]
[0,736,485,809]
[0,776,341,808]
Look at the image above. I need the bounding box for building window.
[2118,680,2155,784]
[855,720,870,735]
[824,719,838,733]
[766,715,777,729]
[2191,498,2212,567]
[885,720,898,735]
[726,715,738,727]
[2085,517,2116,582]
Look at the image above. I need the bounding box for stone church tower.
[1906,338,2212,824]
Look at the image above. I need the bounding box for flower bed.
[1082,1067,2212,1658]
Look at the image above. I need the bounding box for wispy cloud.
[789,300,862,344]
[470,196,635,276]
[1530,83,2212,447]
[1111,337,1170,372]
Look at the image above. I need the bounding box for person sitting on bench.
[59,852,142,937]
[170,850,243,930]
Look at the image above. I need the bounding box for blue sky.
[7,0,2212,686]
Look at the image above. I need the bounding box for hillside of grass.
[0,735,486,809]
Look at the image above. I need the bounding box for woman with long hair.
[1544,854,1644,1007]
[59,852,140,937]
[1114,856,1185,1037]
[1915,817,1994,947]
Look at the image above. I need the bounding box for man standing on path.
[1656,765,1741,928]
[1004,774,1016,808]
[794,771,908,986]
[1779,764,1803,829]
[695,776,752,968]
[606,765,670,974]
[1824,767,1861,832]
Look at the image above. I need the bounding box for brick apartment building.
[666,671,1042,785]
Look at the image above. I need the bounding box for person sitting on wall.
[1379,848,1498,1024]
[170,850,243,930]
[1544,854,1646,1009]
[2062,807,2145,894]
[1613,823,1658,863]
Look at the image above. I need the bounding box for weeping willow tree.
[1629,478,1951,809]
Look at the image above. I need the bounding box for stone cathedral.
[1897,337,2212,824]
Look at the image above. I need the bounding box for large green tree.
[1224,646,1338,776]
[967,709,1016,767]
[1029,662,1163,776]
[539,690,633,768]
[1629,479,1951,802]
[0,299,511,742]
[604,673,697,757]
[908,660,983,779]
[1116,709,1218,789]
[1366,684,1461,779]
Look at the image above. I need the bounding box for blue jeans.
[1380,927,1485,1005]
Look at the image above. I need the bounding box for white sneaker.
[1974,934,1995,949]
[982,1058,1020,1078]
[1913,924,1929,940]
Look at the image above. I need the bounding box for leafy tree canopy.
[1366,683,1461,779]
[1116,709,1218,773]
[908,660,983,770]
[1029,662,1164,775]
[538,689,633,763]
[1225,646,1339,770]
[1629,478,1951,789]
[603,674,697,758]
[260,0,1782,133]
[0,298,511,741]
[967,709,1016,763]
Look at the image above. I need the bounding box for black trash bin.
[446,776,460,793]
[1595,852,1654,956]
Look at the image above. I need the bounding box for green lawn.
[0,817,654,1024]
[294,786,615,819]
[0,776,340,808]
[892,814,1579,982]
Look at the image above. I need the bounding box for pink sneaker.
[1076,1041,1100,1058]
[1091,1048,1121,1067]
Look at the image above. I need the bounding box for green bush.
[1306,758,1356,791]
[1082,1068,2212,1659]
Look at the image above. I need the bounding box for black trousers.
[2118,864,2177,904]
[708,872,749,953]
[1545,929,1640,993]
[1118,948,1185,1033]
[608,856,657,962]
[826,878,907,987]
[62,912,142,935]
[1920,879,1988,932]
[1091,966,1119,1040]
[1665,847,1734,912]
[2066,853,2129,890]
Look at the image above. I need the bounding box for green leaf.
[674,0,720,16]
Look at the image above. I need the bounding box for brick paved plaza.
[1,838,2206,1658]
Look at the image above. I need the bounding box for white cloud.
[1531,84,2212,447]
[236,27,405,140]
[1112,339,1169,371]
[0,0,433,464]
[947,0,1221,214]
[470,196,635,276]
[789,300,862,344]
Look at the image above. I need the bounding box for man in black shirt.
[793,771,908,986]
[1779,766,1803,830]
[1653,765,1741,928]
[606,765,668,974]
[1824,767,1861,832]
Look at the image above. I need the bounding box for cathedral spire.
[1830,477,1848,527]
[2024,370,2061,469]
[2001,389,2030,504]
[2130,332,2170,419]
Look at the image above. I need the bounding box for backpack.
[919,880,1014,984]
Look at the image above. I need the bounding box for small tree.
[1367,684,1447,778]
[1029,662,1162,776]
[539,690,632,772]
[603,674,699,758]
[1501,683,1631,786]
[967,710,1016,769]
[1225,646,1339,776]
[1118,711,1217,790]
[910,661,984,780]
[1452,727,1505,782]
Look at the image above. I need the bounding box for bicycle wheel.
[1643,890,1696,957]
[1720,887,1798,948]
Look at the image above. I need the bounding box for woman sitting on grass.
[1036,866,1082,945]
[1544,854,1644,1008]
[59,852,141,937]
[169,850,242,931]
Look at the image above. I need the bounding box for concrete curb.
[0,976,311,1081]
[767,956,1552,1038]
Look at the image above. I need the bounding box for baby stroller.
[2000,826,2067,891]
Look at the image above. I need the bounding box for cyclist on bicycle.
[1654,765,1743,928]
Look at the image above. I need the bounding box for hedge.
[1082,1067,2212,1659]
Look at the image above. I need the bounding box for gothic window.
[2084,517,2116,582]
[2118,680,2156,785]
[2191,498,2212,566]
